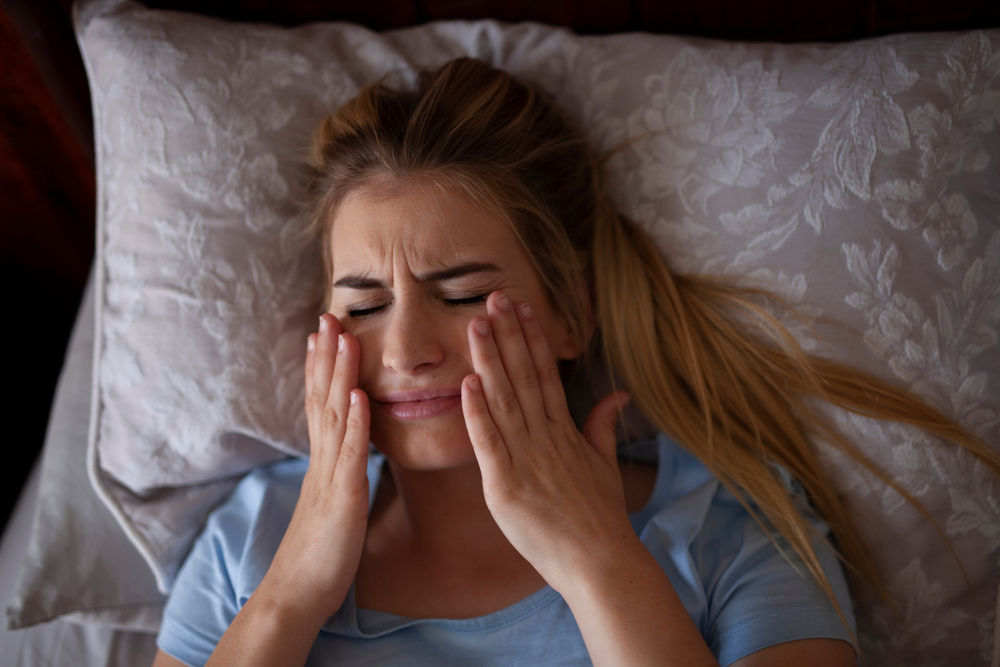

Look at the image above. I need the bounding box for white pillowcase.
[15,0,1000,662]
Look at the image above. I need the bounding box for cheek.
[439,315,478,374]
[352,327,382,389]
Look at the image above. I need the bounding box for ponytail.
[305,56,1000,627]
[591,204,1000,618]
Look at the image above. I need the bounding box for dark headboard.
[3,0,999,529]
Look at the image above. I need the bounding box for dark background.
[3,0,1000,534]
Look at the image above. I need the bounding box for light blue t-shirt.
[157,433,855,666]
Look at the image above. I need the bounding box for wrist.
[553,530,653,601]
[253,566,340,632]
[555,535,716,666]
[207,572,334,667]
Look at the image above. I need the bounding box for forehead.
[328,178,519,273]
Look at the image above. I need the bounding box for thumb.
[582,391,631,460]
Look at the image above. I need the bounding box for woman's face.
[327,177,578,471]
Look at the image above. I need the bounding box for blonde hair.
[302,57,1000,619]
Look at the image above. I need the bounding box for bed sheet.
[0,458,158,666]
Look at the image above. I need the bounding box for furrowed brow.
[416,262,501,282]
[332,275,385,289]
[333,262,500,289]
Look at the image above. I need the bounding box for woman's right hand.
[260,313,371,624]
[204,314,370,666]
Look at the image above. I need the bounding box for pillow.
[17,0,1000,662]
[6,268,165,632]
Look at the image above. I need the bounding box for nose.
[380,297,446,374]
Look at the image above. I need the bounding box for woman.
[152,58,997,666]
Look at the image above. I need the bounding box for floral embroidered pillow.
[47,0,1000,660]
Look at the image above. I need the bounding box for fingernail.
[495,291,511,311]
[337,334,344,353]
[519,302,533,318]
[349,390,357,406]
[319,316,328,333]
[467,375,481,391]
[307,335,315,352]
[475,319,491,337]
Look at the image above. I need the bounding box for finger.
[514,300,573,425]
[323,330,360,458]
[305,333,316,406]
[467,314,530,442]
[307,315,341,458]
[332,388,371,497]
[582,391,631,461]
[461,374,512,483]
[311,314,342,408]
[486,291,548,434]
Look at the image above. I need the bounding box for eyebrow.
[332,262,501,289]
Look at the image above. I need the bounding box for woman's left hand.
[461,290,635,593]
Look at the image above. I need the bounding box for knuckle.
[345,413,364,436]
[321,407,342,432]
[336,440,360,466]
[514,363,539,388]
[494,388,521,415]
[478,426,505,451]
[539,361,562,385]
[304,391,324,414]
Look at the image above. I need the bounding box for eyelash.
[346,293,489,318]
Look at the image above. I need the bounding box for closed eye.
[444,293,488,307]
[347,304,387,318]
[346,294,487,318]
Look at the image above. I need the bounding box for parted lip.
[374,387,463,403]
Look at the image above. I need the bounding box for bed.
[2,1,999,665]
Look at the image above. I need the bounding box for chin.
[370,419,479,471]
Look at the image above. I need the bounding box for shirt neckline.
[323,434,673,638]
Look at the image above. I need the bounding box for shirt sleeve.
[696,484,856,665]
[638,434,856,666]
[156,454,377,665]
[155,460,298,667]
[155,484,256,667]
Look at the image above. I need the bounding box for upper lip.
[375,387,463,403]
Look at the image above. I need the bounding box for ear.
[552,299,594,361]
[553,328,583,361]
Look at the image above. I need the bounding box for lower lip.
[379,395,462,420]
